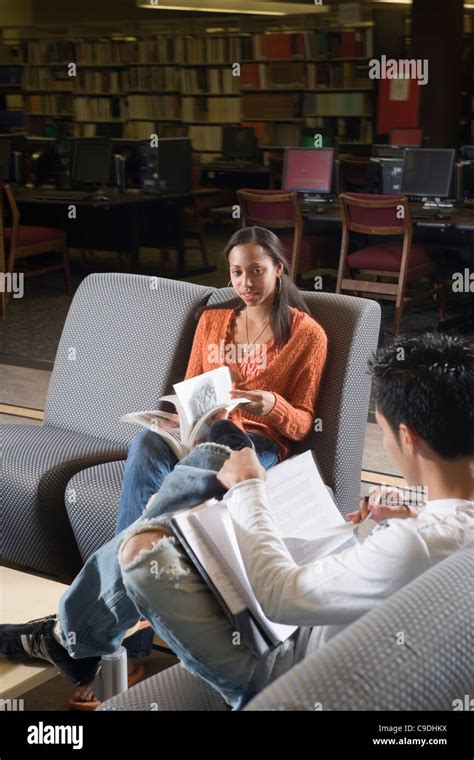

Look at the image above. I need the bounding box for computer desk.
[12,186,219,277]
[301,201,474,331]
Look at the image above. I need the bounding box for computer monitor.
[222,127,257,161]
[71,139,113,187]
[460,145,474,160]
[282,148,334,195]
[372,144,407,160]
[389,128,423,147]
[0,138,12,181]
[400,149,456,199]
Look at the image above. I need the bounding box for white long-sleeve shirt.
[223,480,474,655]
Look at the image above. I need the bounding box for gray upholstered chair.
[64,287,380,569]
[1,274,214,579]
[97,547,474,711]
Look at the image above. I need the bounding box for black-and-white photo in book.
[171,450,359,657]
[120,366,251,460]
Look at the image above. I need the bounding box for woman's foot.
[70,659,138,704]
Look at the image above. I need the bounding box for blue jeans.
[115,429,280,659]
[58,442,310,710]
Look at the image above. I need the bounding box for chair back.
[339,192,412,238]
[237,189,303,281]
[245,547,474,711]
[390,127,423,147]
[44,273,214,444]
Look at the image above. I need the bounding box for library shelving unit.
[3,19,376,158]
[0,43,24,131]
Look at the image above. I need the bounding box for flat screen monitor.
[282,147,334,194]
[0,138,12,180]
[400,149,456,199]
[222,126,256,161]
[72,139,112,186]
[372,144,407,159]
[389,128,423,147]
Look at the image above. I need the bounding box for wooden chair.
[336,192,446,335]
[237,188,311,282]
[389,127,423,147]
[268,152,284,189]
[1,183,71,318]
[337,155,371,193]
[180,166,234,271]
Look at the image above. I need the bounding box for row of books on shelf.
[303,92,372,117]
[305,115,373,143]
[128,66,181,92]
[23,93,72,114]
[241,29,373,61]
[188,124,223,152]
[241,93,301,120]
[73,96,125,121]
[241,62,306,90]
[21,28,374,66]
[307,62,371,90]
[2,94,22,110]
[182,67,239,95]
[182,96,240,123]
[128,94,181,120]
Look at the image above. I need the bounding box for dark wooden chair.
[336,192,445,335]
[1,183,71,318]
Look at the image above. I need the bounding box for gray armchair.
[1,274,214,579]
[97,547,474,711]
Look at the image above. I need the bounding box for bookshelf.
[0,44,24,130]
[8,24,376,151]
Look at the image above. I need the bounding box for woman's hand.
[345,486,420,524]
[231,389,276,416]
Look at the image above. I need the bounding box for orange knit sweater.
[184,306,328,462]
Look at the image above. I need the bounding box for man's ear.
[398,423,418,454]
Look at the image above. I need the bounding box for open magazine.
[120,366,251,460]
[171,450,361,657]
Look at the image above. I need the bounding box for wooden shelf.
[25,112,73,116]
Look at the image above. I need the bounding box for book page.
[264,450,347,540]
[172,502,247,616]
[192,504,297,646]
[172,366,233,440]
[259,450,357,564]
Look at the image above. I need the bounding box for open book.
[120,366,251,460]
[171,450,360,658]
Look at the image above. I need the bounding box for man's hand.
[346,486,420,524]
[231,389,275,416]
[216,448,267,491]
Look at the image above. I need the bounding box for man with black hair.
[1,333,473,709]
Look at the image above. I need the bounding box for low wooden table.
[0,566,173,703]
[0,566,68,700]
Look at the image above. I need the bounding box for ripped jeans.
[58,442,311,710]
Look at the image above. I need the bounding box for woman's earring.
[227,280,233,288]
[276,276,282,294]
